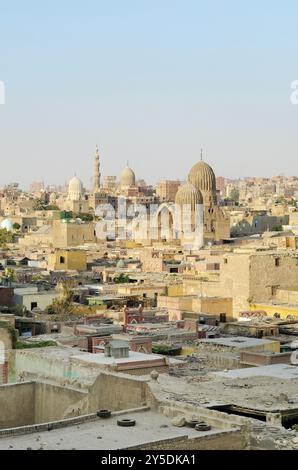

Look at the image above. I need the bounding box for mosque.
[120,165,136,190]
[60,146,229,245]
[121,150,230,246]
[175,151,230,243]
[65,175,89,212]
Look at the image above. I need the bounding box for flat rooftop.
[214,364,298,380]
[149,372,298,412]
[199,336,279,349]
[72,350,168,366]
[0,410,217,450]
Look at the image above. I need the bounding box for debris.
[171,416,186,427]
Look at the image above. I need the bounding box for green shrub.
[16,340,57,349]
[0,321,18,348]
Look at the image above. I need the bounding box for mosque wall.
[52,222,95,248]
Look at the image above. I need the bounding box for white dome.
[68,176,84,201]
[0,218,13,231]
[120,166,136,187]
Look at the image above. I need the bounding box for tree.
[114,273,130,284]
[31,274,43,283]
[46,281,75,315]
[0,228,13,248]
[2,267,17,286]
[33,198,45,210]
[13,222,21,230]
[45,204,59,211]
[229,188,240,204]
[33,198,59,211]
[73,212,94,221]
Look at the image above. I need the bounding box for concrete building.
[48,249,87,271]
[13,287,59,312]
[52,218,95,248]
[185,249,298,317]
[156,180,181,202]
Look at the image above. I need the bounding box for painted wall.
[251,303,298,319]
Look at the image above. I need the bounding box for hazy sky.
[0,0,298,189]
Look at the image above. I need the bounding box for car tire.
[186,420,201,428]
[97,409,112,419]
[195,423,211,431]
[117,418,136,427]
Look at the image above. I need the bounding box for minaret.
[93,145,101,192]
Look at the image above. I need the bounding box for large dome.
[188,159,217,205]
[188,160,216,192]
[68,176,84,201]
[120,166,136,187]
[175,182,203,208]
[0,218,13,231]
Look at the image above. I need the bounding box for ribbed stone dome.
[188,160,216,192]
[120,166,136,187]
[175,182,203,208]
[68,176,84,201]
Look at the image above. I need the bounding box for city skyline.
[2,2,298,455]
[1,1,298,187]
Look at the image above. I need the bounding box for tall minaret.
[93,145,101,192]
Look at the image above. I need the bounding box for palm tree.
[4,267,17,286]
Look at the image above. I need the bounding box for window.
[224,258,228,264]
[275,258,280,267]
[60,256,65,264]
[31,302,37,310]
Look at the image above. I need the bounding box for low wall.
[88,372,149,411]
[128,429,246,450]
[0,382,35,429]
[240,351,291,366]
[0,407,149,437]
[0,381,88,429]
[0,374,150,429]
[34,382,88,422]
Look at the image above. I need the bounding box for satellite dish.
[290,350,298,365]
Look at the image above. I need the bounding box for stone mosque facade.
[185,153,230,243]
[64,176,89,213]
[152,153,230,245]
[128,152,230,246]
[58,146,230,245]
